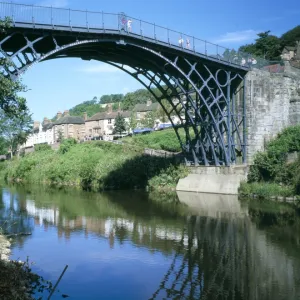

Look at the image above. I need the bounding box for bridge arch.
[0,5,248,166]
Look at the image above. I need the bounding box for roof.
[42,123,53,130]
[87,111,131,121]
[283,46,296,51]
[133,102,159,112]
[54,115,85,125]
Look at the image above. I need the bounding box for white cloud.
[36,0,68,8]
[215,30,258,44]
[78,63,122,74]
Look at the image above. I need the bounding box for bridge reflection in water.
[1,186,300,299]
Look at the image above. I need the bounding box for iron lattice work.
[0,28,247,166]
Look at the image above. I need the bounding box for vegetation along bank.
[0,131,188,192]
[239,125,300,200]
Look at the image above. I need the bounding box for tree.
[128,111,137,131]
[0,136,8,155]
[0,106,33,157]
[0,18,29,117]
[121,89,155,110]
[155,99,173,123]
[281,25,300,47]
[239,31,281,61]
[141,111,155,128]
[57,129,64,142]
[113,113,127,135]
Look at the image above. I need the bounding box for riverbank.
[239,125,300,200]
[0,233,52,299]
[0,139,188,192]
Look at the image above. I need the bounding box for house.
[53,110,85,142]
[22,118,55,148]
[281,46,297,61]
[85,104,130,138]
[133,100,159,122]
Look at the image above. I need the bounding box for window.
[108,119,112,124]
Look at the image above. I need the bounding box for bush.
[58,138,77,154]
[1,142,186,192]
[239,182,294,199]
[247,125,300,194]
[34,143,51,152]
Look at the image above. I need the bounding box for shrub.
[34,143,51,152]
[58,138,77,154]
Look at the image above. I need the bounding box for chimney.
[63,110,69,116]
[33,121,40,128]
[107,103,112,114]
[83,112,87,121]
[43,117,49,124]
[146,99,152,106]
[57,111,62,119]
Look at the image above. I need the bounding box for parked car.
[155,123,173,130]
[133,128,154,135]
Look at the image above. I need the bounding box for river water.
[1,185,300,300]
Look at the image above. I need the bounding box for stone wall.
[245,68,300,163]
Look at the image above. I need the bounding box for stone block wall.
[245,68,300,163]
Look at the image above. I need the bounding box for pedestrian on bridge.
[127,19,132,32]
[178,37,184,47]
[186,38,190,49]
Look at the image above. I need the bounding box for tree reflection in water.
[1,185,300,299]
[0,188,33,247]
[150,193,300,300]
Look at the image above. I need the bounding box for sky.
[8,0,300,121]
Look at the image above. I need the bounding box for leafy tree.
[0,136,8,155]
[128,111,137,131]
[239,31,281,61]
[0,18,28,117]
[113,113,127,135]
[57,129,64,142]
[112,102,119,111]
[155,99,173,123]
[100,94,124,104]
[281,25,300,47]
[121,89,155,111]
[223,49,238,62]
[0,106,33,157]
[141,111,155,128]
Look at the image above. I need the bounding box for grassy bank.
[122,128,189,152]
[240,125,300,199]
[0,139,188,192]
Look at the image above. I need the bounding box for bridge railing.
[0,2,283,72]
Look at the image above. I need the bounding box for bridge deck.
[0,1,259,71]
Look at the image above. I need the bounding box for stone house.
[85,104,130,138]
[53,110,85,142]
[281,42,300,61]
[133,100,160,122]
[281,46,297,61]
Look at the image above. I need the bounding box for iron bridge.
[0,2,259,166]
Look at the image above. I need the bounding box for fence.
[0,1,283,71]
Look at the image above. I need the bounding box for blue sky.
[9,0,300,120]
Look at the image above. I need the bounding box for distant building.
[281,46,297,61]
[85,104,130,138]
[133,99,159,122]
[53,110,85,142]
[22,118,55,148]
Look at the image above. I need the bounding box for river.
[1,184,300,300]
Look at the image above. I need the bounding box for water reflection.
[1,185,300,299]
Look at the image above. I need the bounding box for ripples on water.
[1,185,300,300]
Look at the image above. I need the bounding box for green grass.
[1,139,188,193]
[239,182,294,199]
[122,128,185,152]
